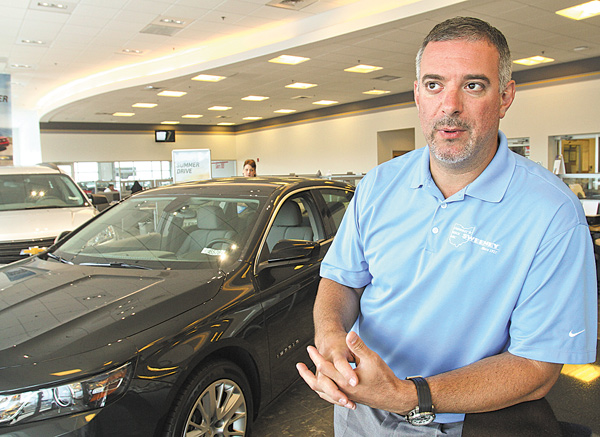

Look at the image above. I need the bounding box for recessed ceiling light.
[132,103,157,108]
[561,363,600,382]
[269,55,310,65]
[208,106,232,111]
[192,74,226,82]
[513,56,555,66]
[37,2,69,10]
[182,114,203,118]
[243,116,263,120]
[121,49,144,55]
[313,100,338,106]
[10,64,32,69]
[574,46,589,51]
[161,121,180,125]
[274,109,297,114]
[21,39,45,45]
[217,122,235,126]
[241,95,269,101]
[160,18,186,25]
[157,90,187,97]
[113,112,135,117]
[556,1,600,20]
[285,82,317,89]
[344,64,383,74]
[363,89,390,95]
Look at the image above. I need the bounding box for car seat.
[177,205,237,256]
[266,201,313,250]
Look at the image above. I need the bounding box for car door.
[254,189,328,397]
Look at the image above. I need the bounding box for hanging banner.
[172,149,211,183]
[0,74,12,166]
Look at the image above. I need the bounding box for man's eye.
[466,82,484,91]
[426,82,440,90]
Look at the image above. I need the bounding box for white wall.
[41,131,236,163]
[40,75,600,175]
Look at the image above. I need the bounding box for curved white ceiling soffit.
[36,0,465,119]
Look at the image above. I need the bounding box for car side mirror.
[268,239,320,263]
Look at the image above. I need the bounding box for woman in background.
[243,159,257,177]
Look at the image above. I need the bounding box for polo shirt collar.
[410,130,515,203]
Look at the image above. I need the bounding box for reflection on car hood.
[0,258,224,369]
[0,207,96,241]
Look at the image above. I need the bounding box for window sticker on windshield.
[201,247,227,256]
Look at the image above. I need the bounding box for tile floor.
[253,302,600,436]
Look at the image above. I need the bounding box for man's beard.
[427,117,474,166]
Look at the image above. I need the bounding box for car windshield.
[0,174,87,211]
[51,192,264,270]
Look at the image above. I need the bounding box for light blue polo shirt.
[321,131,597,423]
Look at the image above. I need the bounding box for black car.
[0,177,354,436]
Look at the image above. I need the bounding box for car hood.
[0,207,97,242]
[0,258,224,371]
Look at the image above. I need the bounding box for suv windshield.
[52,194,262,270]
[0,174,87,211]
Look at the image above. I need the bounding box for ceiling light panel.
[266,0,318,11]
[269,55,310,65]
[113,112,135,117]
[192,74,226,82]
[344,64,383,73]
[241,95,269,101]
[132,103,157,108]
[274,109,297,113]
[556,1,600,20]
[208,106,232,111]
[313,100,338,105]
[182,114,203,118]
[285,82,317,89]
[363,89,390,95]
[30,1,76,14]
[513,56,555,66]
[157,90,187,97]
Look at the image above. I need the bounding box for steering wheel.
[206,238,237,250]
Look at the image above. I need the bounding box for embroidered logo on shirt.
[569,329,585,338]
[449,223,500,254]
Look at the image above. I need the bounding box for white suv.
[0,165,98,264]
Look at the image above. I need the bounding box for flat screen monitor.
[155,130,175,142]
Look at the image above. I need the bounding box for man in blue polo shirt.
[297,16,597,436]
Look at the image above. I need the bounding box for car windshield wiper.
[46,252,74,264]
[79,262,152,270]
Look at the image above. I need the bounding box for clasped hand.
[296,331,412,414]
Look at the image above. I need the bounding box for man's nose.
[441,88,463,116]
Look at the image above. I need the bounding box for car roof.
[138,176,354,197]
[0,164,63,175]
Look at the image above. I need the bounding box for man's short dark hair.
[415,16,512,91]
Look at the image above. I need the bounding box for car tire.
[163,359,253,437]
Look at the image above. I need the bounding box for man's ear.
[499,80,516,119]
[414,80,420,109]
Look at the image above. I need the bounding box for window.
[319,188,354,232]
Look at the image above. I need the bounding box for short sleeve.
[320,180,373,288]
[509,223,597,364]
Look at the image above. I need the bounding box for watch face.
[407,408,435,426]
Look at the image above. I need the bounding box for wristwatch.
[405,376,436,426]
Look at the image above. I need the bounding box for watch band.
[406,376,433,414]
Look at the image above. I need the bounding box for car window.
[264,193,324,253]
[0,174,88,211]
[319,188,354,233]
[54,195,262,270]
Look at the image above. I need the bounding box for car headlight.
[0,362,132,426]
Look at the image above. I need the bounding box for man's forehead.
[419,39,500,80]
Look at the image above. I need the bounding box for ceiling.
[3,0,600,128]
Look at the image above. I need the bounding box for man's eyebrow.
[420,74,492,84]
[464,74,491,84]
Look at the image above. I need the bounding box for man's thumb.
[346,331,367,355]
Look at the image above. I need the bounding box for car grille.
[0,237,56,264]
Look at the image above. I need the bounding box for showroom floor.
[253,301,600,436]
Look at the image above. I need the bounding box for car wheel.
[163,359,253,437]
